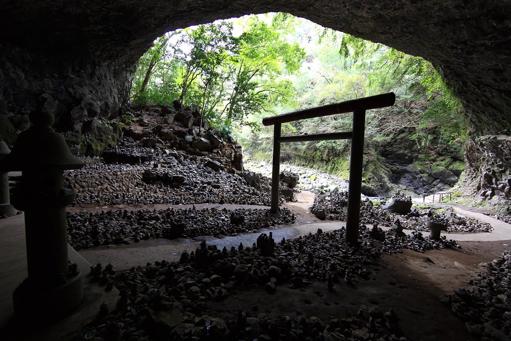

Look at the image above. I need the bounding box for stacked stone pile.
[310,188,350,221]
[403,207,493,233]
[79,224,459,340]
[312,191,493,233]
[67,207,295,250]
[124,102,243,171]
[382,193,412,214]
[66,149,267,206]
[450,251,511,340]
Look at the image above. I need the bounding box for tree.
[130,15,306,132]
[130,34,180,106]
[218,16,305,128]
[337,33,467,145]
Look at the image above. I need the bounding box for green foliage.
[131,35,180,105]
[130,15,305,133]
[131,14,468,194]
[338,33,468,146]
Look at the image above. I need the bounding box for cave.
[1,2,511,340]
[1,1,511,135]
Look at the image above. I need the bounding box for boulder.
[242,171,265,189]
[142,170,185,187]
[140,137,160,148]
[192,137,213,152]
[157,128,177,143]
[280,171,299,188]
[102,148,153,164]
[230,212,245,225]
[206,131,222,148]
[383,194,412,215]
[174,110,194,128]
[205,159,223,171]
[431,169,458,186]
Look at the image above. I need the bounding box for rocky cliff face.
[0,1,510,138]
[464,135,511,210]
[118,104,244,171]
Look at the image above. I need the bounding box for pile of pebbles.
[311,190,493,233]
[65,151,272,206]
[311,188,355,221]
[450,251,511,340]
[403,207,493,233]
[79,229,411,340]
[67,207,295,250]
[79,225,458,340]
[245,160,349,193]
[496,214,511,224]
[66,146,298,207]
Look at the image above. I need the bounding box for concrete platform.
[0,213,117,341]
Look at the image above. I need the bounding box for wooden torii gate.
[262,92,396,245]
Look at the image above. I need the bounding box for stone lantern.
[1,110,84,321]
[0,140,16,217]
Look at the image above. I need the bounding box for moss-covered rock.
[65,118,123,156]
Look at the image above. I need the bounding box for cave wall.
[464,135,511,203]
[0,43,131,139]
[1,0,511,140]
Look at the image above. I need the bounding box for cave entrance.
[129,13,469,199]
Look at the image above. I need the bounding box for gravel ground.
[78,224,459,340]
[67,207,296,250]
[450,251,511,340]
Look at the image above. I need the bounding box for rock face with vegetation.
[266,98,466,196]
[464,135,511,204]
[460,135,511,217]
[121,103,244,171]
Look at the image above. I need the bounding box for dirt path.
[283,190,320,224]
